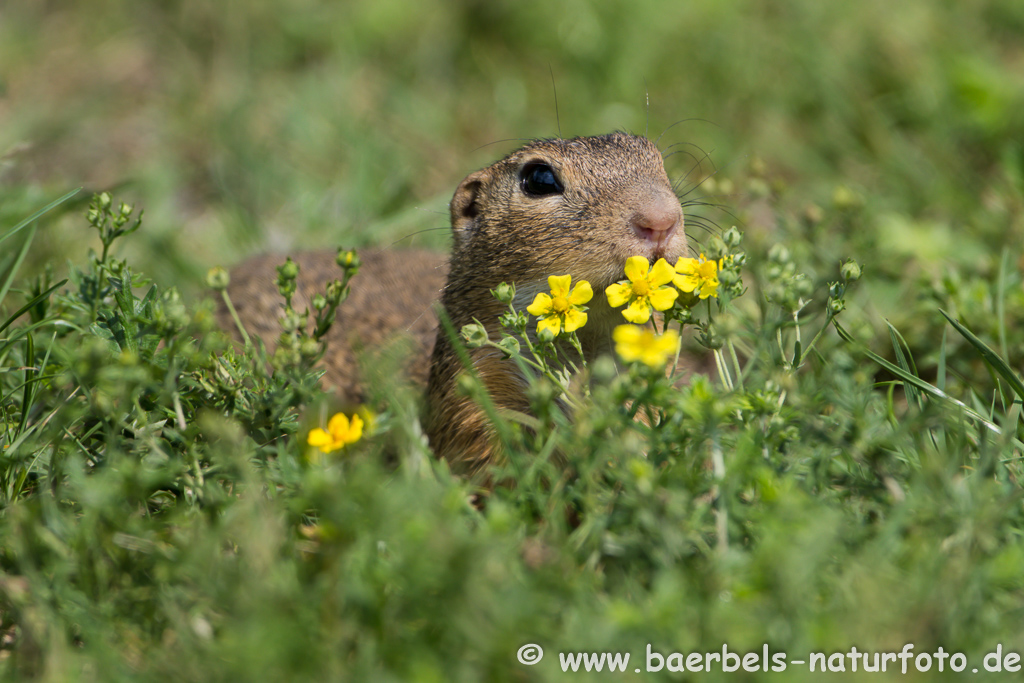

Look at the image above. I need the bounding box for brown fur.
[220,249,446,404]
[220,132,688,478]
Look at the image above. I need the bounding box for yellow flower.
[307,412,364,454]
[613,325,681,368]
[673,254,720,300]
[527,275,593,336]
[605,256,679,323]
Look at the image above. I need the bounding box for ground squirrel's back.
[221,248,447,404]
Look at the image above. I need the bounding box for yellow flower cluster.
[605,254,719,324]
[523,255,719,368]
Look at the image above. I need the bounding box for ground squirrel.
[222,132,688,477]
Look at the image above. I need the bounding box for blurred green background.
[4,3,1024,678]
[2,0,1023,303]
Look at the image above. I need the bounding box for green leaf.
[111,269,140,354]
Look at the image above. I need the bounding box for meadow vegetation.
[2,0,1024,680]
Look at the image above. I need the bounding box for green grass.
[2,1,1024,681]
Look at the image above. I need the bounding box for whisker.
[388,225,450,248]
[654,118,721,148]
[470,138,535,154]
[669,145,718,194]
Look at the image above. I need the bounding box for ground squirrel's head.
[430,132,689,474]
[445,132,686,312]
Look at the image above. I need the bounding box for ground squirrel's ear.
[450,169,491,246]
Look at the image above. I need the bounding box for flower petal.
[605,282,632,308]
[653,332,681,359]
[673,273,699,293]
[307,428,331,448]
[622,298,652,324]
[613,325,644,362]
[674,257,698,275]
[527,292,552,316]
[547,274,572,298]
[650,258,676,287]
[698,279,720,299]
[563,309,588,333]
[537,315,561,336]
[327,413,351,438]
[648,286,679,311]
[345,414,364,444]
[568,280,594,305]
[623,256,650,283]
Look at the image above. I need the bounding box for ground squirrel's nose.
[630,191,683,249]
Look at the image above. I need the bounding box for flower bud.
[300,338,321,359]
[537,326,556,343]
[840,258,862,282]
[98,192,112,211]
[491,282,515,304]
[497,336,520,357]
[312,294,327,311]
[279,308,303,333]
[336,248,360,274]
[326,280,344,304]
[705,235,729,260]
[499,311,520,330]
[768,244,791,264]
[460,323,489,347]
[206,266,230,291]
[699,327,723,350]
[590,355,617,384]
[276,257,299,281]
[723,226,742,248]
[673,305,695,323]
[718,268,740,287]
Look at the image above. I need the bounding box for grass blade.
[0,279,68,338]
[939,309,1024,403]
[886,320,922,408]
[834,321,1010,439]
[0,187,81,248]
[0,223,37,310]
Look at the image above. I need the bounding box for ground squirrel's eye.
[520,163,564,197]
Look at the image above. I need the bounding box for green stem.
[220,290,251,346]
[800,310,836,363]
[727,339,743,391]
[714,347,733,391]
